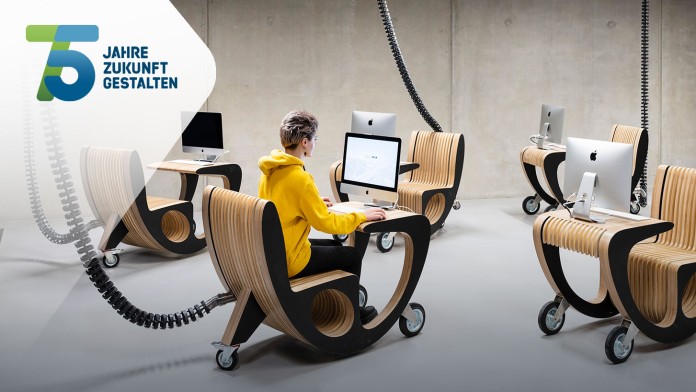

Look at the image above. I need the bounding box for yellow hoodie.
[258,150,367,277]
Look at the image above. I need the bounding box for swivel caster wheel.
[376,232,394,253]
[333,233,349,243]
[630,202,640,215]
[538,301,565,335]
[523,196,540,215]
[452,200,461,210]
[358,285,368,308]
[102,253,120,268]
[605,326,634,364]
[216,349,239,371]
[399,303,425,337]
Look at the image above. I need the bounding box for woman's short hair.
[280,110,318,149]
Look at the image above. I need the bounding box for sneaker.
[360,305,378,324]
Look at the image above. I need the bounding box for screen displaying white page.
[343,136,399,189]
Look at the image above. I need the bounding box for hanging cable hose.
[377,0,443,132]
[24,103,100,245]
[638,0,649,207]
[24,104,235,329]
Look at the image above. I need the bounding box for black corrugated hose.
[23,104,234,330]
[377,0,443,132]
[639,0,649,207]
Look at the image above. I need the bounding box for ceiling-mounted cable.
[377,0,443,132]
[639,0,649,207]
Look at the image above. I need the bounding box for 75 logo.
[26,25,99,101]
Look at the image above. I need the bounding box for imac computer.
[532,104,565,148]
[564,137,633,221]
[181,111,224,162]
[351,111,397,137]
[339,132,401,204]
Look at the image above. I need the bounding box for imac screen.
[341,133,401,191]
[181,112,223,150]
[564,137,633,212]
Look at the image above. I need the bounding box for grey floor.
[0,197,693,392]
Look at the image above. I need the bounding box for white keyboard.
[169,159,213,166]
[329,204,369,214]
[592,207,650,221]
[546,142,566,149]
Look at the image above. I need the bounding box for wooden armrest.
[597,216,674,265]
[290,270,354,293]
[399,161,420,174]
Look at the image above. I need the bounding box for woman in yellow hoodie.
[258,110,386,323]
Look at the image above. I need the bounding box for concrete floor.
[0,197,693,392]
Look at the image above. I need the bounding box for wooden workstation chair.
[521,124,647,214]
[203,186,429,370]
[80,146,206,267]
[398,131,465,234]
[535,164,696,363]
[329,130,464,252]
[601,164,696,362]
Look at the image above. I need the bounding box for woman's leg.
[293,238,361,279]
[297,238,377,323]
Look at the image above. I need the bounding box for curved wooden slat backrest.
[80,146,165,252]
[81,146,143,225]
[626,165,696,325]
[610,124,648,191]
[404,131,462,187]
[651,165,696,251]
[202,186,302,339]
[399,131,464,231]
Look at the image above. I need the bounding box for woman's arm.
[300,182,366,235]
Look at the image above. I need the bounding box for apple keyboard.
[329,204,370,214]
[592,207,650,221]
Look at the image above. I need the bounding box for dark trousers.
[292,238,362,279]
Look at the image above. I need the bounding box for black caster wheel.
[538,301,565,335]
[544,205,557,213]
[216,349,239,371]
[333,234,349,243]
[605,326,634,364]
[523,196,540,215]
[399,303,425,337]
[376,232,394,253]
[452,200,461,210]
[630,202,640,215]
[102,253,120,268]
[358,285,368,308]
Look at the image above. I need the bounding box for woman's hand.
[322,197,333,207]
[363,207,387,221]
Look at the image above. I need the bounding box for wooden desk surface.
[544,209,665,234]
[331,201,415,224]
[148,161,235,175]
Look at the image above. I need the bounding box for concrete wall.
[661,0,696,169]
[162,0,694,208]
